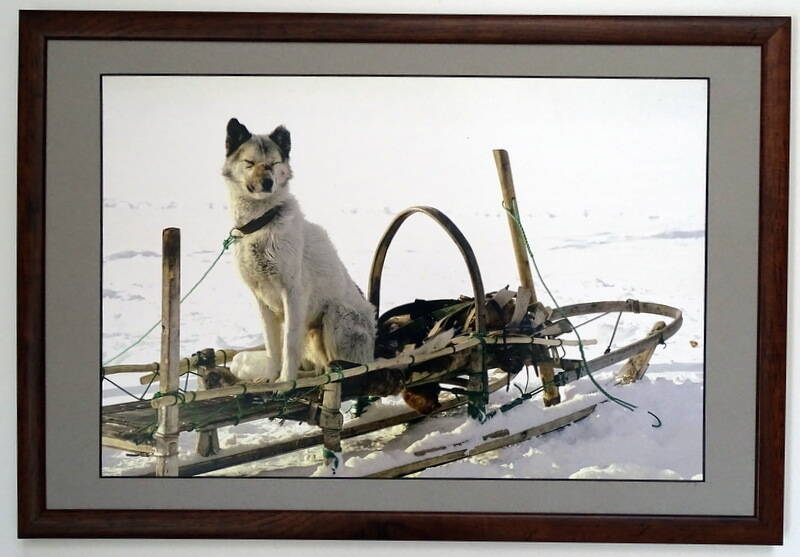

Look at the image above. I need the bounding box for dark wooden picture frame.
[17,11,789,543]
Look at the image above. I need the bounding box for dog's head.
[222,118,292,199]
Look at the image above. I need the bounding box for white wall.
[2,0,795,555]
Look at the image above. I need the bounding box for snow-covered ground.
[101,76,706,479]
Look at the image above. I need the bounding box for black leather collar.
[235,204,284,236]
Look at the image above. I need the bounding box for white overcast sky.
[102,75,707,220]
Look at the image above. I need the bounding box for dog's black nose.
[261,176,273,192]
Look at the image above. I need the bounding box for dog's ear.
[226,118,252,156]
[269,125,291,159]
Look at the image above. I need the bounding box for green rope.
[467,332,490,422]
[182,394,248,431]
[326,364,345,383]
[352,396,379,417]
[139,385,323,440]
[484,384,546,420]
[152,389,187,404]
[102,232,238,367]
[502,201,662,428]
[322,448,340,472]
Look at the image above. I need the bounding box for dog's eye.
[243,159,254,168]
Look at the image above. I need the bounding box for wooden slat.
[101,396,309,447]
[367,404,596,478]
[138,374,513,477]
[100,436,155,456]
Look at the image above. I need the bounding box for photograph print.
[100,75,707,480]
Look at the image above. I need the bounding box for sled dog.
[222,118,376,384]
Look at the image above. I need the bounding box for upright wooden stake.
[195,348,220,457]
[320,382,343,474]
[155,228,180,477]
[494,149,537,300]
[467,344,489,420]
[493,149,560,406]
[616,321,667,384]
[536,362,560,407]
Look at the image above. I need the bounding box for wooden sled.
[101,150,683,477]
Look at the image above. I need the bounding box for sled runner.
[101,150,683,478]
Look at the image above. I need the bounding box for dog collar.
[233,204,284,236]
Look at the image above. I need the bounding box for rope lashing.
[483,382,547,421]
[324,365,342,384]
[604,311,623,354]
[352,396,380,417]
[103,232,239,367]
[102,375,146,401]
[139,370,159,401]
[223,232,238,250]
[141,385,321,437]
[572,311,612,330]
[502,201,662,428]
[152,390,187,405]
[467,332,490,422]
[322,448,340,472]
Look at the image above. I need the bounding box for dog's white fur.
[223,119,376,383]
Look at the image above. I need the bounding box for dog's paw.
[277,363,300,384]
[203,367,240,389]
[230,351,280,383]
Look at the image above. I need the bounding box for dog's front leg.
[231,301,282,383]
[257,301,283,381]
[279,287,305,383]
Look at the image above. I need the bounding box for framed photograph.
[17,11,789,543]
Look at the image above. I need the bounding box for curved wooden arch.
[367,206,487,335]
[550,300,683,375]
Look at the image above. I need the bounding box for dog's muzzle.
[261,175,273,192]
